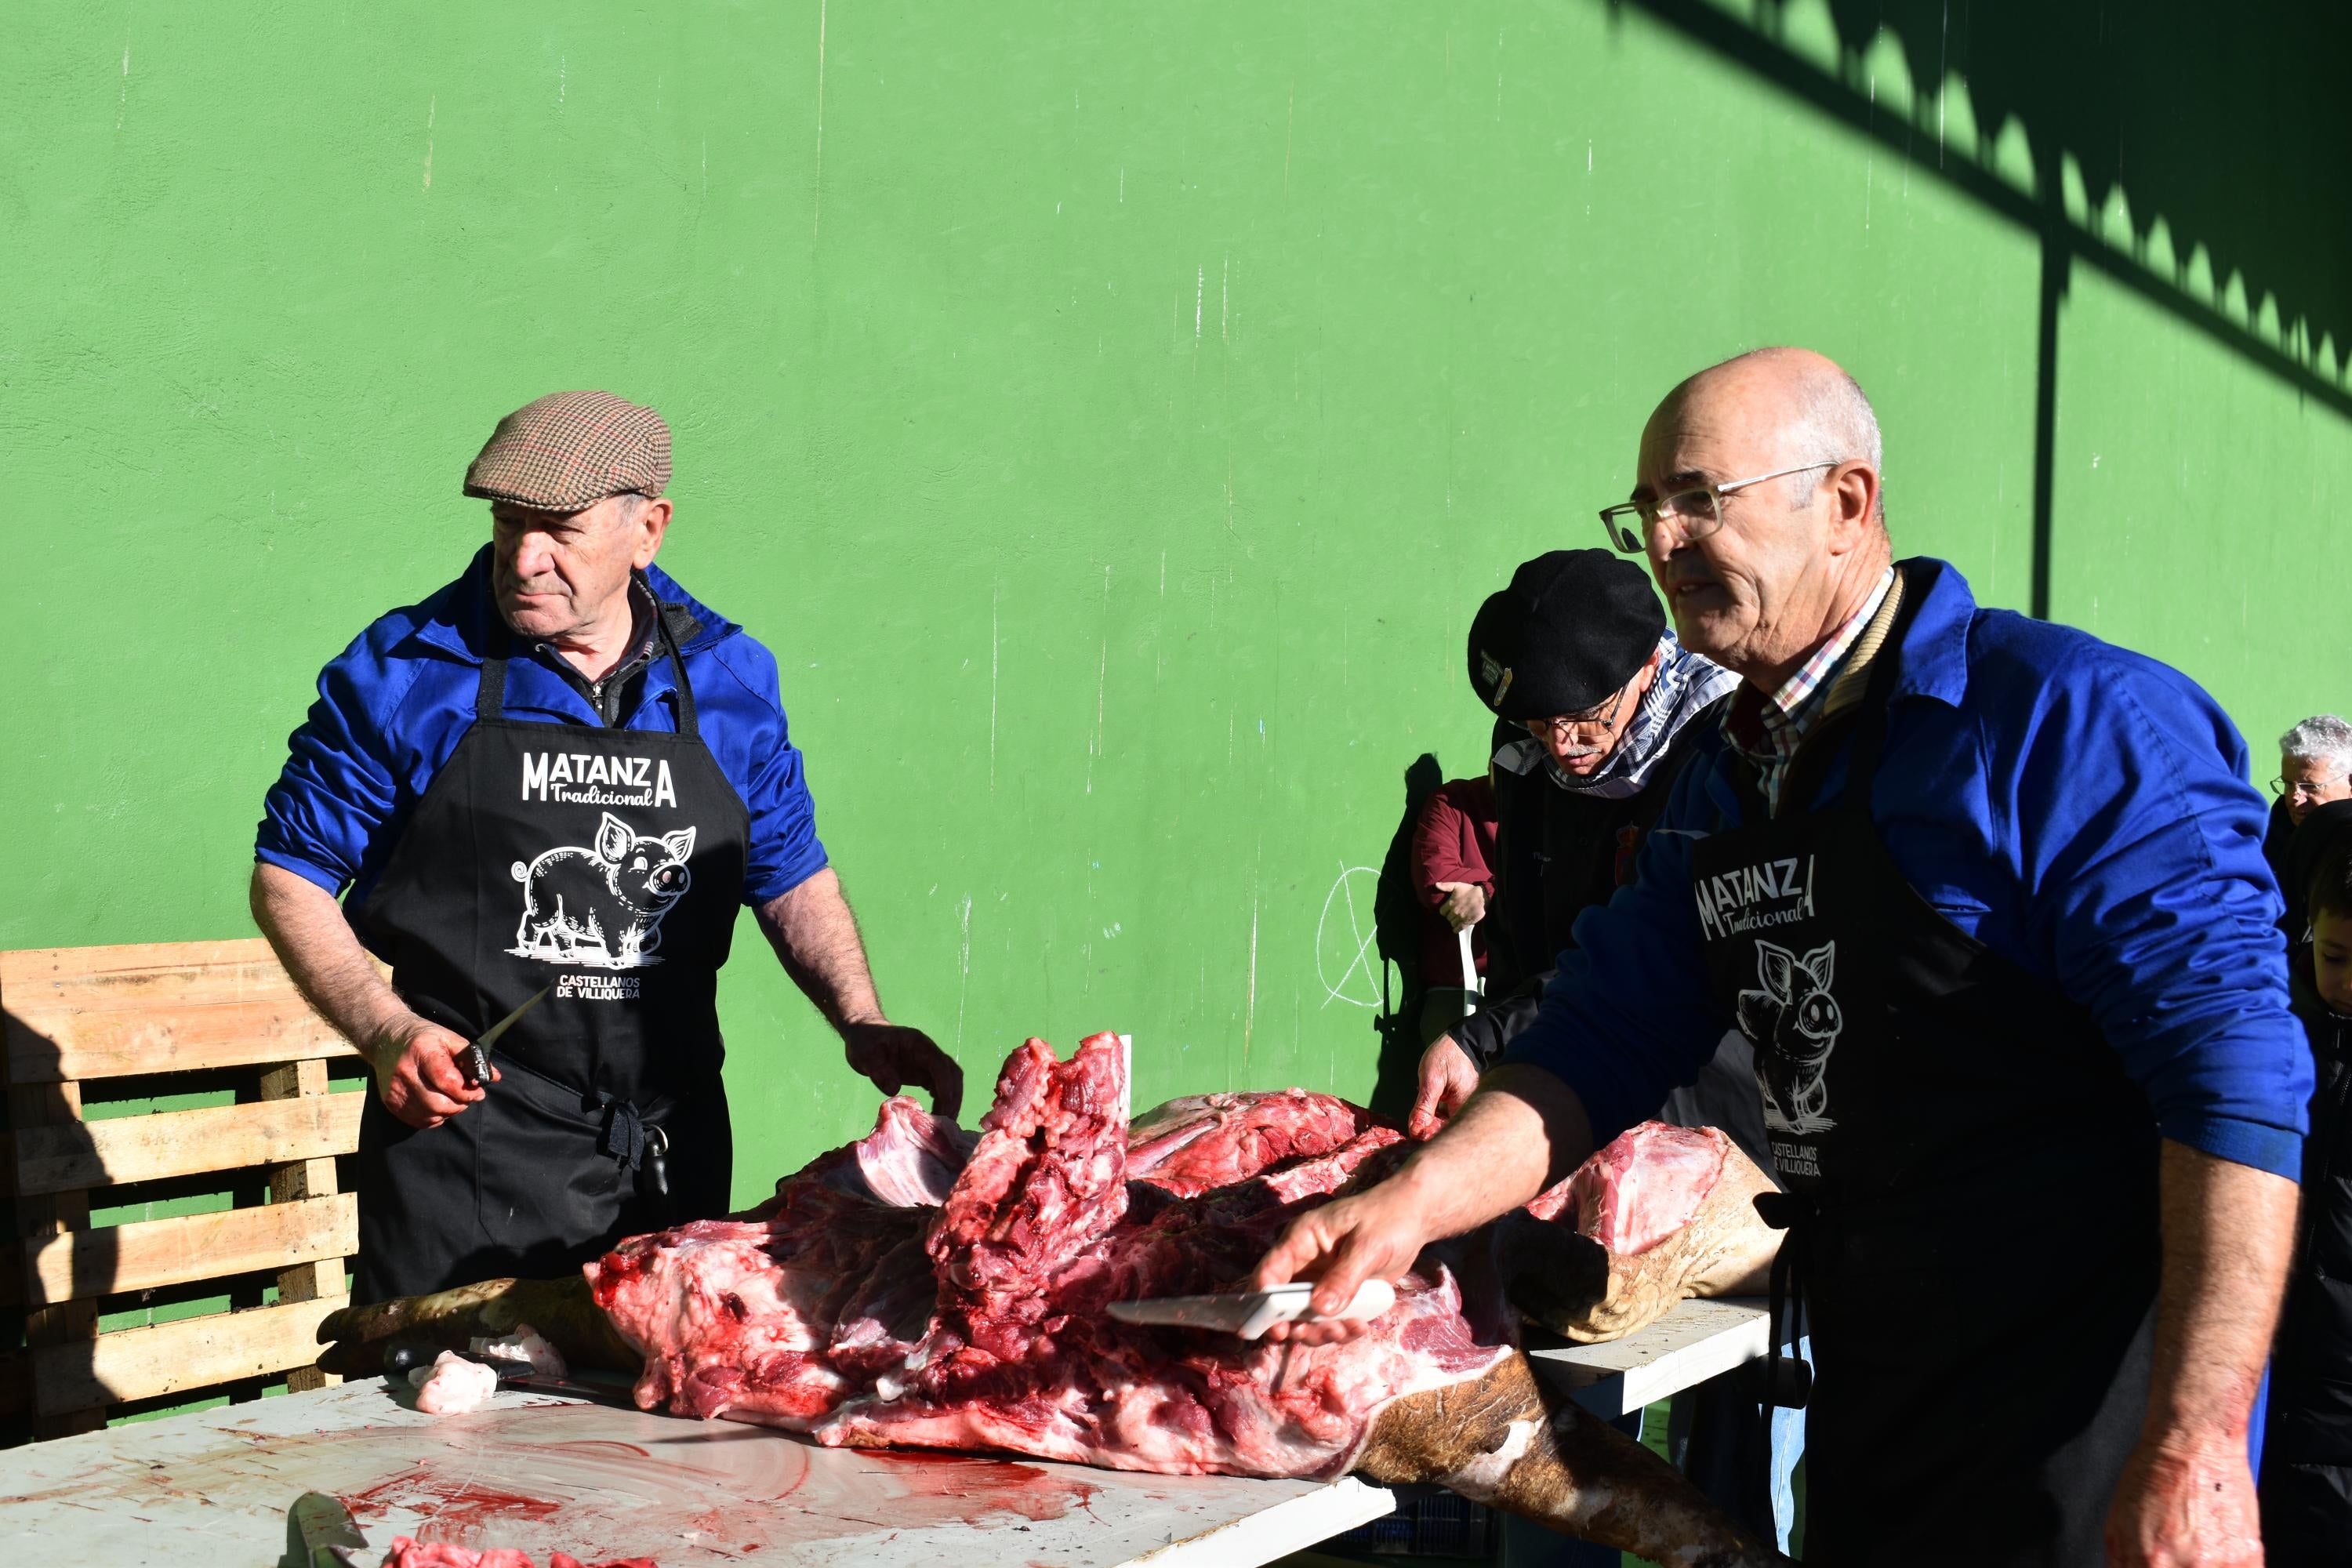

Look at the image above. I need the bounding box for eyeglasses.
[1523,680,1635,737]
[2272,775,2351,800]
[1598,461,1843,554]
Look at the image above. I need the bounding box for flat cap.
[1466,548,1665,719]
[463,390,672,511]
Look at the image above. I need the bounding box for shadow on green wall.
[1615,0,2352,616]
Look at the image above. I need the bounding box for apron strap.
[650,589,700,739]
[475,596,513,720]
[470,579,702,735]
[1838,559,1937,808]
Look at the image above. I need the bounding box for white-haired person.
[2268,714,2352,943]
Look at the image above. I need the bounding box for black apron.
[1689,563,2160,1566]
[350,606,750,1302]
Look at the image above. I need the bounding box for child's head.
[2310,839,2352,1015]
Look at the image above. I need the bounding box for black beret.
[1466,549,1666,719]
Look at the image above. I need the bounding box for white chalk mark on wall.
[812,0,829,237]
[1087,565,1110,794]
[989,583,1000,793]
[1243,876,1261,1065]
[955,894,973,1053]
[1316,865,1384,1009]
[1194,266,1203,340]
[422,96,435,191]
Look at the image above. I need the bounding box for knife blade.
[289,1489,368,1568]
[1106,1277,1396,1340]
[463,983,552,1081]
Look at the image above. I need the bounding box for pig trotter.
[314,1275,635,1377]
[1359,1353,1793,1568]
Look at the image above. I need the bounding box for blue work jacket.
[255,547,829,929]
[1503,557,2312,1181]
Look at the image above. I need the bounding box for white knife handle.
[1240,1278,1397,1341]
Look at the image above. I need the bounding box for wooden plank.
[0,938,289,989]
[262,1058,347,1392]
[24,1192,358,1307]
[31,1293,345,1414]
[9,1077,103,1437]
[10,1090,363,1194]
[5,998,358,1083]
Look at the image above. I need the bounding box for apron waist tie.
[593,1093,673,1200]
[1753,1189,1815,1411]
[597,1094,649,1170]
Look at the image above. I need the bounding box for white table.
[0,1379,1394,1567]
[1526,1297,1781,1419]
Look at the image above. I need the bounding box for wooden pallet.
[1,939,364,1439]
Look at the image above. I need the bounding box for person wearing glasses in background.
[2266,714,2352,946]
[1411,549,1795,1559]
[1258,347,2308,1566]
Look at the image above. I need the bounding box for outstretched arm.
[1254,1064,1594,1342]
[2103,1140,2296,1567]
[756,869,964,1120]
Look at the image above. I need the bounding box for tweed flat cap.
[463,390,672,510]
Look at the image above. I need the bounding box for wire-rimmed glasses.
[1598,461,1842,554]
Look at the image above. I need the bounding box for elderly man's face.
[2281,753,2352,825]
[1521,650,1661,776]
[1632,361,1875,683]
[491,495,669,643]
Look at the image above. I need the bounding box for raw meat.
[588,1033,1511,1480]
[1512,1121,1782,1345]
[470,1324,567,1379]
[408,1350,499,1415]
[846,1094,977,1207]
[1529,1121,1729,1252]
[379,1539,655,1568]
[1125,1087,1377,1196]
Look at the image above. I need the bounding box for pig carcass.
[321,1040,1790,1567]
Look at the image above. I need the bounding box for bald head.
[1661,347,1884,521]
[1631,347,1892,687]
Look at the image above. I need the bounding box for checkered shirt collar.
[1722,567,1896,770]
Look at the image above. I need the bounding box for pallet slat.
[31,1294,345,1414]
[24,1192,358,1307]
[5,1000,358,1083]
[0,938,289,987]
[9,1091,365,1195]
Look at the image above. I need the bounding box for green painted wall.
[7,1,2347,1203]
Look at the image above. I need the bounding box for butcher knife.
[1107,1278,1397,1341]
[405,985,553,1085]
[288,1489,368,1568]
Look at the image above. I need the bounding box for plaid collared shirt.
[1722,567,1897,815]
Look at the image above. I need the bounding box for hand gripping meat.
[1505,1123,1782,1344]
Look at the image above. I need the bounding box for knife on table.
[288,1489,368,1568]
[405,984,553,1085]
[1107,1278,1397,1341]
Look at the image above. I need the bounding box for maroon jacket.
[1410,777,1498,986]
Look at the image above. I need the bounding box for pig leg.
[1357,1352,1791,1568]
[314,1276,637,1377]
[1506,1137,1784,1345]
